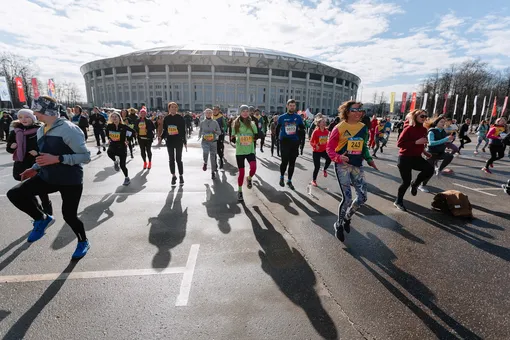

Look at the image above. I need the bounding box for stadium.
[80,44,360,115]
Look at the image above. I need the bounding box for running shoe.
[372,153,378,159]
[96,150,101,155]
[287,181,295,190]
[334,221,345,242]
[148,162,152,169]
[380,147,384,153]
[323,170,328,178]
[410,185,418,196]
[114,161,120,171]
[143,162,147,170]
[343,218,351,233]
[482,148,486,153]
[171,176,177,185]
[72,240,90,260]
[490,164,494,168]
[260,148,264,153]
[474,151,478,155]
[418,185,430,193]
[279,177,285,187]
[179,176,184,185]
[212,172,216,180]
[131,154,134,159]
[219,159,224,169]
[502,183,510,195]
[202,163,207,171]
[482,167,492,174]
[442,168,453,174]
[102,145,106,151]
[311,180,318,187]
[27,215,55,242]
[123,177,131,186]
[237,191,244,202]
[394,201,407,212]
[247,177,253,189]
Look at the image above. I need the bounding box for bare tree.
[0,52,38,107]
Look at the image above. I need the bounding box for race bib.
[239,134,253,146]
[109,131,121,142]
[385,127,391,133]
[318,135,328,145]
[347,137,363,155]
[167,125,178,135]
[204,133,214,141]
[138,122,147,136]
[285,123,297,135]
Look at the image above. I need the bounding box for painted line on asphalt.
[452,183,497,197]
[472,187,503,191]
[175,244,200,307]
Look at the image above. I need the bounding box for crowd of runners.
[2,95,510,259]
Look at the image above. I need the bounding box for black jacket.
[162,114,187,145]
[1,115,13,130]
[89,113,106,130]
[106,123,136,150]
[134,118,156,140]
[6,122,43,180]
[78,115,89,128]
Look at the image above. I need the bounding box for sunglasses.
[349,108,364,112]
[418,115,428,118]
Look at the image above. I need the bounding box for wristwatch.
[58,155,64,163]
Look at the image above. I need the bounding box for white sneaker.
[418,185,430,193]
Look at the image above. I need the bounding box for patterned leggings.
[334,163,368,223]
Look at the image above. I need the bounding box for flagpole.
[485,91,492,121]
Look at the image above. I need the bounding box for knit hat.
[239,105,250,112]
[31,96,59,117]
[17,109,37,122]
[139,106,147,115]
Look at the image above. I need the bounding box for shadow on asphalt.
[1,261,77,340]
[0,231,30,259]
[221,159,238,177]
[148,187,187,270]
[344,230,483,340]
[0,310,10,323]
[243,204,339,340]
[0,242,31,273]
[253,175,299,216]
[113,169,149,202]
[257,157,280,172]
[203,172,241,234]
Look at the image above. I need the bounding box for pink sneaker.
[482,167,492,174]
[311,180,318,187]
[323,170,328,178]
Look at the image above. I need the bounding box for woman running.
[121,109,136,158]
[309,116,331,187]
[199,108,222,179]
[134,107,155,170]
[326,100,377,242]
[232,105,258,202]
[6,109,53,215]
[162,102,187,185]
[394,110,434,211]
[474,119,489,154]
[106,112,135,186]
[482,117,507,174]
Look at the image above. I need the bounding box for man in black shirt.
[458,118,471,151]
[162,102,187,185]
[89,107,107,155]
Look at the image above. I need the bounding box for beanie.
[31,96,60,117]
[17,109,37,122]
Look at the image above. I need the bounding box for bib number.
[239,135,253,146]
[347,137,363,155]
[109,131,121,142]
[204,133,214,141]
[318,135,328,145]
[285,123,296,135]
[167,125,178,135]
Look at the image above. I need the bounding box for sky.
[1,0,510,103]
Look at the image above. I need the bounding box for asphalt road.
[0,128,509,340]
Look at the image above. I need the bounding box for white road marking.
[452,183,497,197]
[386,164,398,168]
[175,244,200,307]
[472,187,503,191]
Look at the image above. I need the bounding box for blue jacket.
[32,118,91,185]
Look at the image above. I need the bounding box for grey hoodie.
[199,118,221,142]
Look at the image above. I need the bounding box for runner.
[105,112,135,186]
[444,118,460,155]
[372,116,392,157]
[269,115,280,157]
[276,99,305,190]
[162,102,187,185]
[184,112,193,138]
[309,115,331,187]
[212,106,226,168]
[474,119,489,154]
[74,105,89,141]
[232,105,257,202]
[419,115,455,192]
[89,107,107,155]
[1,112,13,140]
[368,115,378,149]
[253,109,266,153]
[394,110,434,211]
[6,96,91,259]
[6,108,53,215]
[199,108,222,179]
[134,107,155,170]
[307,113,322,139]
[482,117,507,174]
[326,100,377,242]
[298,113,306,155]
[155,113,165,146]
[122,108,136,158]
[458,118,472,151]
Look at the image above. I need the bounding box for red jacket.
[310,128,329,153]
[397,123,427,156]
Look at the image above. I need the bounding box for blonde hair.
[108,111,124,124]
[168,102,179,111]
[407,109,427,127]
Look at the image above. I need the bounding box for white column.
[320,75,324,114]
[112,67,118,107]
[246,67,250,105]
[305,72,310,110]
[188,65,193,110]
[165,65,170,105]
[101,69,106,105]
[267,69,272,110]
[145,65,150,107]
[128,66,133,106]
[332,77,337,112]
[287,70,292,101]
[211,65,215,106]
[85,74,92,104]
[92,72,98,106]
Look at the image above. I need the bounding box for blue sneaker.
[27,215,55,242]
[72,240,90,260]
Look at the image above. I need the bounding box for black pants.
[127,137,134,157]
[93,128,106,147]
[271,135,280,156]
[259,134,266,151]
[312,151,332,180]
[423,152,453,185]
[217,134,225,160]
[108,147,128,177]
[486,144,506,168]
[79,126,88,141]
[280,139,300,180]
[459,135,471,150]
[299,134,305,154]
[138,138,152,162]
[167,143,184,175]
[397,156,434,202]
[7,176,86,242]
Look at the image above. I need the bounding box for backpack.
[431,190,473,218]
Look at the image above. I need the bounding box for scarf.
[13,126,39,162]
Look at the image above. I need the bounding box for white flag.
[421,93,428,110]
[472,96,478,116]
[453,94,459,115]
[480,96,486,118]
[462,95,468,116]
[0,76,12,101]
[433,94,439,114]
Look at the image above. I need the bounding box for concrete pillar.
[246,67,250,105]
[188,65,193,110]
[100,69,106,105]
[127,66,132,106]
[211,65,215,106]
[287,70,292,101]
[165,65,170,105]
[267,68,272,110]
[320,75,325,114]
[112,67,118,107]
[332,77,337,112]
[145,65,150,107]
[305,72,310,110]
[92,72,98,106]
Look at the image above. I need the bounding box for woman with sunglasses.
[326,101,377,242]
[394,110,434,211]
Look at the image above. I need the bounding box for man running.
[458,118,471,151]
[212,106,226,168]
[89,107,107,155]
[6,96,91,259]
[276,99,305,190]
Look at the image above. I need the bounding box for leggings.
[312,151,332,180]
[397,156,434,202]
[93,128,106,147]
[445,142,459,154]
[485,144,505,168]
[280,139,300,180]
[334,163,367,223]
[459,135,471,150]
[260,134,266,151]
[217,134,225,160]
[108,147,128,177]
[202,141,218,172]
[271,135,280,155]
[127,137,134,156]
[80,126,88,141]
[138,138,152,162]
[475,136,489,152]
[299,134,305,154]
[423,152,453,185]
[373,135,387,154]
[167,143,184,175]
[7,175,86,242]
[236,153,256,187]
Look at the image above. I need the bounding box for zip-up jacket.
[7,122,43,181]
[31,118,91,185]
[89,113,106,130]
[276,113,305,141]
[106,123,136,149]
[134,118,155,140]
[212,113,225,134]
[162,114,187,146]
[199,118,221,142]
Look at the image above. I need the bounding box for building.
[80,44,360,115]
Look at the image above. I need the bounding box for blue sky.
[1,0,509,102]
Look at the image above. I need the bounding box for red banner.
[501,96,508,117]
[442,93,448,114]
[400,92,407,113]
[15,77,25,102]
[31,78,40,99]
[491,97,498,117]
[409,92,417,111]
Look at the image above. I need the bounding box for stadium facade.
[80,44,360,115]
